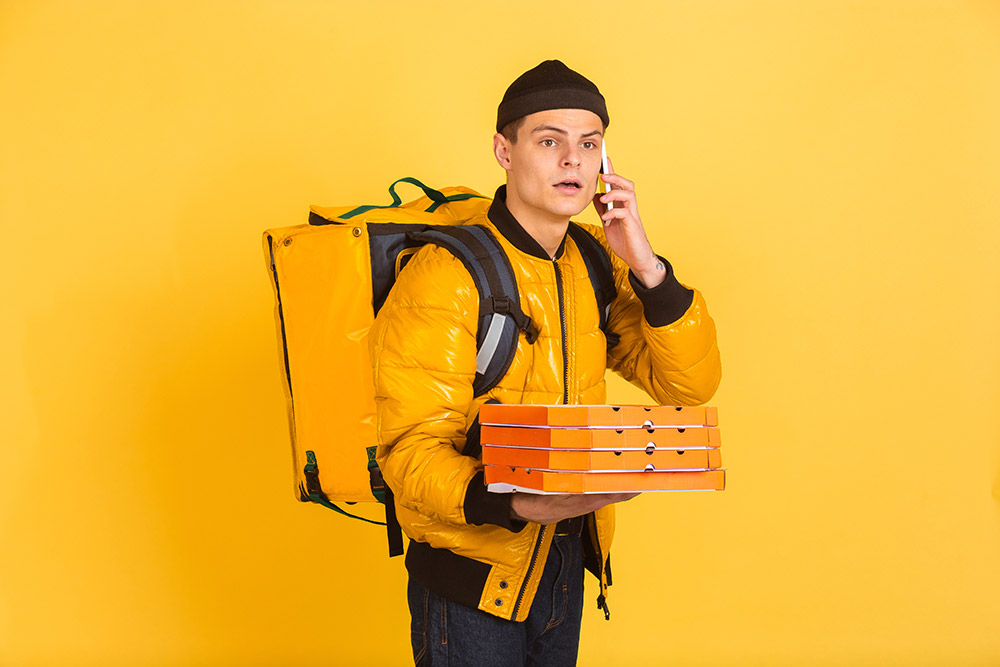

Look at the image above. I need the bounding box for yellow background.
[2,1,998,665]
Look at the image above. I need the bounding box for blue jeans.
[407,533,585,666]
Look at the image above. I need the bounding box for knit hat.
[496,60,609,133]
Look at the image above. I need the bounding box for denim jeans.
[407,533,585,667]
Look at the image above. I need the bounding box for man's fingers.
[581,492,641,512]
[594,492,639,504]
[600,204,632,223]
[599,189,636,206]
[601,172,635,192]
[512,489,641,524]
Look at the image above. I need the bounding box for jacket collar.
[487,185,567,261]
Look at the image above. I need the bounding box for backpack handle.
[340,177,484,219]
[388,177,449,205]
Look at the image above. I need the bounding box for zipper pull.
[596,593,611,621]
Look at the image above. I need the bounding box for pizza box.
[485,465,726,494]
[482,444,722,471]
[479,404,718,429]
[481,424,721,449]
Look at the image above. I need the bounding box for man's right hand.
[510,491,639,525]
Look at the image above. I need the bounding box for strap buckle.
[486,296,538,344]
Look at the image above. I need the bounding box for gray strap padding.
[476,313,506,375]
[408,225,529,397]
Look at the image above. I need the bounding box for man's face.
[494,108,605,224]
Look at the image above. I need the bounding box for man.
[369,60,721,666]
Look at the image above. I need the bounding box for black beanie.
[496,60,609,133]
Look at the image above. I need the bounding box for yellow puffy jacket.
[369,186,721,621]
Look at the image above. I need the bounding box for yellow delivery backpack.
[262,177,618,555]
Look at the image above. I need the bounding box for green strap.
[366,446,387,504]
[304,491,387,526]
[303,451,386,525]
[339,177,486,219]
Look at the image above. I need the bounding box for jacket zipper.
[511,524,547,620]
[554,261,569,405]
[556,256,611,618]
[511,260,567,620]
[590,513,611,620]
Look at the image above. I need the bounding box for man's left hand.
[592,161,666,289]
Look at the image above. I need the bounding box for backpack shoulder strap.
[407,224,538,397]
[566,223,620,353]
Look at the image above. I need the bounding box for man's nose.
[561,145,581,167]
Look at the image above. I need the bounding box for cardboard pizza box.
[481,424,721,449]
[482,444,722,471]
[479,404,718,428]
[484,465,726,494]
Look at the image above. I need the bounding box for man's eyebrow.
[530,125,569,136]
[529,125,605,138]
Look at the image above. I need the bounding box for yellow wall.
[2,1,998,665]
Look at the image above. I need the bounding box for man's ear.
[493,133,512,171]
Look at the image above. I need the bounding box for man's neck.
[504,192,570,260]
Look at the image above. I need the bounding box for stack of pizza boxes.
[480,404,724,493]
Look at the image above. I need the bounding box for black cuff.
[463,470,527,532]
[628,255,694,327]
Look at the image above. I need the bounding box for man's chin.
[561,193,593,218]
[515,189,595,222]
[545,190,592,215]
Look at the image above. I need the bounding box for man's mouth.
[554,179,582,190]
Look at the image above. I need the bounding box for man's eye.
[541,139,555,147]
[582,141,596,149]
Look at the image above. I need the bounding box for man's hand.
[510,491,639,525]
[592,159,666,289]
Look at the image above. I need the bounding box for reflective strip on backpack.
[408,225,530,397]
[476,313,507,375]
[405,223,614,395]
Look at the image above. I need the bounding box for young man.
[369,60,721,666]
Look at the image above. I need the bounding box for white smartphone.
[601,141,614,209]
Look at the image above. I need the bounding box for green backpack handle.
[340,177,485,219]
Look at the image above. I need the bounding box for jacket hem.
[406,540,493,611]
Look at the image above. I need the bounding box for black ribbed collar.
[487,185,567,261]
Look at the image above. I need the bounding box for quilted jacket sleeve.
[369,244,517,530]
[593,225,722,406]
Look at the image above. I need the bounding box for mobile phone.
[601,141,614,209]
